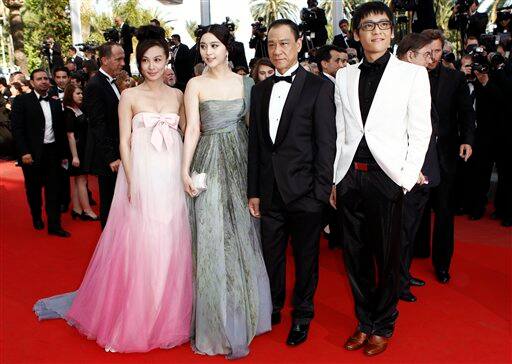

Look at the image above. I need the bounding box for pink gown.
[34,112,193,353]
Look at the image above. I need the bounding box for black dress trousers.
[336,166,403,337]
[21,143,61,230]
[97,172,117,229]
[260,181,324,323]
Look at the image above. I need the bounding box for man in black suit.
[317,44,347,83]
[10,69,70,237]
[396,33,441,303]
[448,0,488,41]
[333,19,351,49]
[67,46,84,70]
[421,29,475,283]
[115,16,133,75]
[302,0,328,47]
[248,19,336,347]
[170,34,193,92]
[49,67,69,102]
[230,38,249,70]
[83,42,125,228]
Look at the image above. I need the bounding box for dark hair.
[172,34,181,42]
[98,42,122,60]
[53,66,70,77]
[135,25,170,71]
[30,68,47,80]
[68,46,77,53]
[268,19,300,41]
[351,1,394,33]
[421,29,445,48]
[251,57,275,84]
[396,33,432,60]
[316,45,344,72]
[150,18,160,26]
[0,77,7,88]
[11,82,23,93]
[199,24,234,53]
[63,83,81,108]
[233,65,249,74]
[339,19,349,25]
[83,59,99,74]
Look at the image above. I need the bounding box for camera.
[469,46,489,74]
[442,50,456,64]
[251,17,267,34]
[103,27,120,43]
[222,17,235,32]
[75,42,98,53]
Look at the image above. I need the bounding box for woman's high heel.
[80,212,99,221]
[71,210,83,220]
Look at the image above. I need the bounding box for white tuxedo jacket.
[333,54,432,192]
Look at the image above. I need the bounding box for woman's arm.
[182,78,201,196]
[67,132,79,167]
[177,89,187,133]
[118,89,134,186]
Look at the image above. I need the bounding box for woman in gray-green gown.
[182,24,272,360]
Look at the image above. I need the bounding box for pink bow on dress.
[142,114,180,152]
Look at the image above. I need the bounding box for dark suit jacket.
[422,104,441,187]
[83,72,120,176]
[332,33,349,49]
[10,92,66,163]
[229,41,249,70]
[69,55,84,70]
[120,23,134,54]
[173,43,193,91]
[410,0,437,33]
[248,66,336,209]
[430,65,475,174]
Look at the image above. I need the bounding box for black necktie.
[273,69,298,84]
[39,95,50,102]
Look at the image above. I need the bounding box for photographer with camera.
[41,36,65,73]
[300,0,328,48]
[249,17,268,59]
[449,0,488,42]
[114,16,134,75]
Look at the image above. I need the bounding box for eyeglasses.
[413,50,433,60]
[358,20,393,32]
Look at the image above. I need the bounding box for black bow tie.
[273,69,298,84]
[57,88,64,93]
[39,95,50,102]
[110,78,117,84]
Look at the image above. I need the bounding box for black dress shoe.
[32,219,44,230]
[469,212,484,221]
[80,212,99,221]
[271,312,281,325]
[48,228,71,238]
[286,322,310,346]
[501,219,512,227]
[436,270,450,284]
[410,277,425,287]
[399,291,417,302]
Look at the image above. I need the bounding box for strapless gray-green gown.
[188,77,271,359]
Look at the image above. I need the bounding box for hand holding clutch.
[191,171,207,197]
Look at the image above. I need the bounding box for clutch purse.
[191,171,207,197]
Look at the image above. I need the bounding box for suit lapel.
[29,92,46,130]
[347,62,364,128]
[274,66,307,148]
[98,72,119,101]
[260,79,274,148]
[436,66,447,104]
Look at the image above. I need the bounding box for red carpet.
[1,160,511,363]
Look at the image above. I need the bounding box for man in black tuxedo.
[83,42,125,228]
[10,69,70,237]
[49,67,69,102]
[248,19,336,347]
[421,29,475,283]
[115,16,133,75]
[67,46,84,70]
[396,33,441,303]
[333,19,351,49]
[170,34,193,92]
[317,45,347,83]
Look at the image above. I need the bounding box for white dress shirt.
[323,72,336,83]
[34,91,55,144]
[268,62,299,143]
[99,68,121,99]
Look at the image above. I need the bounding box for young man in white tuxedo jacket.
[330,2,431,356]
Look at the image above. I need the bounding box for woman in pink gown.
[33,26,193,353]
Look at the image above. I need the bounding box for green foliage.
[185,20,198,41]
[249,0,299,25]
[82,0,172,47]
[23,0,71,71]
